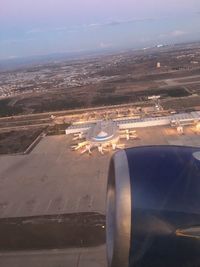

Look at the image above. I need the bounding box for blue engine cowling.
[106,146,200,267]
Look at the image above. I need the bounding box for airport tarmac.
[128,126,200,148]
[0,125,199,266]
[0,246,107,267]
[0,135,109,218]
[1,126,198,218]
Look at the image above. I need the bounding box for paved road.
[0,246,107,267]
[162,74,200,87]
[0,123,51,132]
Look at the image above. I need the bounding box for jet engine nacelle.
[106,146,200,267]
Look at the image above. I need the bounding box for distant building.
[196,122,200,132]
[157,62,161,68]
[177,126,184,135]
[66,111,200,134]
[156,44,164,48]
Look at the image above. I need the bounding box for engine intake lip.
[106,150,131,267]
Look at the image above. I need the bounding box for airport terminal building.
[65,111,200,136]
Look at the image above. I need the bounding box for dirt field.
[161,96,200,111]
[1,83,192,116]
[0,127,45,154]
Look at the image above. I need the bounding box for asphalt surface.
[0,212,105,251]
[0,129,199,266]
[0,246,107,267]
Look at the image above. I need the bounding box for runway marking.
[22,199,36,216]
[76,252,81,267]
[76,197,81,212]
[0,202,9,218]
[45,199,53,212]
[61,198,68,213]
[76,194,93,212]
[51,197,63,212]
[56,144,66,163]
[13,202,22,217]
[29,199,42,215]
[88,196,94,210]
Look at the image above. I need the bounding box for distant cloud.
[26,17,157,35]
[86,17,156,28]
[7,55,19,59]
[54,27,68,31]
[99,42,113,48]
[159,30,187,38]
[171,30,187,37]
[0,38,35,45]
[26,28,45,34]
[27,26,80,35]
[109,18,155,26]
[86,23,100,28]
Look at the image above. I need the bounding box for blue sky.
[1,0,200,59]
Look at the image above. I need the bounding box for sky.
[0,0,200,59]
